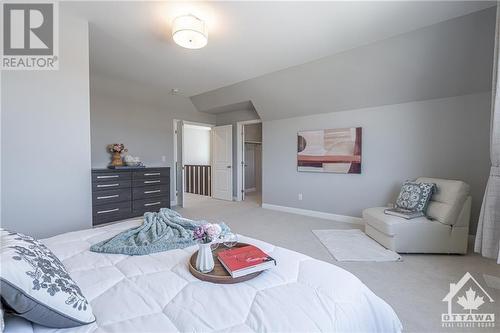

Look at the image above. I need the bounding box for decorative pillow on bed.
[0,229,95,328]
[395,181,435,213]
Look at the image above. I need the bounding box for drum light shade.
[172,14,208,49]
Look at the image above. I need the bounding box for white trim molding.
[261,203,364,225]
[245,187,256,193]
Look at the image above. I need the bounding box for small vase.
[196,243,214,273]
[111,152,123,166]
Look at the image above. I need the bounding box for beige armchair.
[363,177,471,254]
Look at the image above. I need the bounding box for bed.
[4,219,402,333]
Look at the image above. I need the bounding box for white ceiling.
[66,1,496,97]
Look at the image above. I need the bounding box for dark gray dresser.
[92,167,170,226]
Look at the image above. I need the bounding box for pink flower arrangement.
[193,223,222,244]
[108,144,127,154]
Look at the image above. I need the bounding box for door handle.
[227,166,231,168]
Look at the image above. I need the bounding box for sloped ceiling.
[203,101,255,114]
[66,1,495,97]
[191,7,496,121]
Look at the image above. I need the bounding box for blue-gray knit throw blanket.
[90,208,229,255]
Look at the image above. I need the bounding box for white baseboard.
[170,200,177,207]
[245,187,256,193]
[261,203,363,225]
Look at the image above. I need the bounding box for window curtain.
[475,3,500,264]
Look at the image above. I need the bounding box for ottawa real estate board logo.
[442,272,495,329]
[1,1,59,70]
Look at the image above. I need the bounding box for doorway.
[183,123,212,205]
[236,120,262,204]
[173,120,233,207]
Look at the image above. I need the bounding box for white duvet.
[4,219,402,333]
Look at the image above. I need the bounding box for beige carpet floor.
[177,193,500,333]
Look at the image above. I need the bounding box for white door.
[176,120,184,207]
[212,125,233,201]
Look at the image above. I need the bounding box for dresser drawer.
[92,171,131,183]
[92,180,131,192]
[92,201,131,225]
[93,188,131,206]
[132,178,169,188]
[91,167,171,226]
[133,168,169,180]
[132,185,168,200]
[132,197,170,213]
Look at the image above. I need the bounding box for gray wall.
[1,9,92,238]
[263,93,491,233]
[215,109,261,197]
[191,7,496,121]
[191,7,496,234]
[90,75,216,201]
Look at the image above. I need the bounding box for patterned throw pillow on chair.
[395,181,435,213]
[0,229,95,328]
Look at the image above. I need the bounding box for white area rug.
[312,229,402,262]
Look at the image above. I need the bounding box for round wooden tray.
[189,242,263,284]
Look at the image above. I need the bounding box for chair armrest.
[453,196,472,228]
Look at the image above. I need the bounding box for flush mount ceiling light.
[172,14,208,49]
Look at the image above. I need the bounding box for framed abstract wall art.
[297,127,362,174]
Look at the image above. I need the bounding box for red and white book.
[217,245,276,278]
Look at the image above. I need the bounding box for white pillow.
[0,229,95,328]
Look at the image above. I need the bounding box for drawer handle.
[144,202,161,207]
[97,195,119,200]
[144,173,161,176]
[96,175,119,179]
[97,208,119,214]
[97,183,119,188]
[144,190,161,194]
[144,180,160,184]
